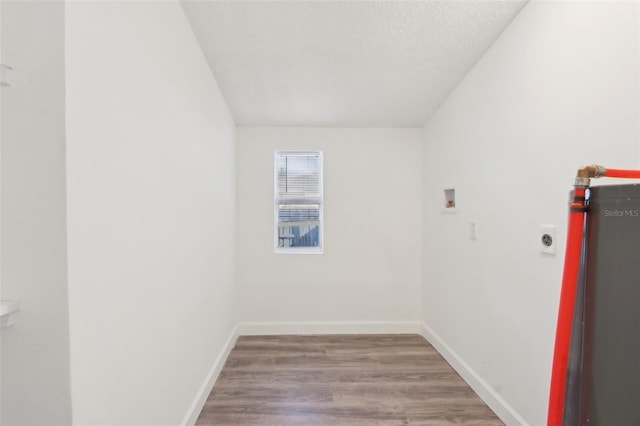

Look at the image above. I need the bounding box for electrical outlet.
[541,225,556,254]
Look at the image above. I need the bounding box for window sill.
[275,248,324,255]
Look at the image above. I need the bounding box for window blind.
[276,153,322,200]
[274,151,323,252]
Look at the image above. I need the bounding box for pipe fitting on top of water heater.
[575,164,606,188]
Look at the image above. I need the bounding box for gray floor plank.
[195,334,503,425]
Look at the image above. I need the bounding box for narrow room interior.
[1,1,639,425]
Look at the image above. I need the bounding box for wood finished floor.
[196,334,503,425]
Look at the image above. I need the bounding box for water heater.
[565,184,640,425]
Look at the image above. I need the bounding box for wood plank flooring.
[196,334,503,425]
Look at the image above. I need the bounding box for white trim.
[0,300,20,328]
[275,246,324,255]
[419,322,528,426]
[237,321,423,336]
[180,324,239,426]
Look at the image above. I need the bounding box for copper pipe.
[576,164,606,179]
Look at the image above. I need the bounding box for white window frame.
[274,150,324,254]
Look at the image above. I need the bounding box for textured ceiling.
[181,0,527,127]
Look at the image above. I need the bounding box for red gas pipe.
[547,187,587,426]
[605,168,640,179]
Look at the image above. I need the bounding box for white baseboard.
[237,320,423,336]
[419,322,528,426]
[180,324,239,426]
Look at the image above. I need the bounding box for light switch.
[470,221,478,240]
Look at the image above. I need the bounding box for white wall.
[1,1,72,424]
[237,127,423,328]
[65,2,236,424]
[421,1,639,425]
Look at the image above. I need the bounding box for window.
[274,151,323,253]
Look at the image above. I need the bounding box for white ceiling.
[181,0,527,127]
